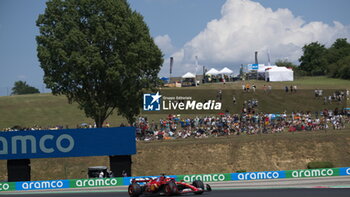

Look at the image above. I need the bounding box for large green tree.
[11,81,40,95]
[298,42,327,76]
[36,0,163,127]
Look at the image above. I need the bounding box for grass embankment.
[199,76,350,90]
[133,130,350,176]
[0,93,128,129]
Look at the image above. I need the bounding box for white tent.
[182,72,196,78]
[257,65,277,79]
[218,67,233,75]
[205,68,219,75]
[265,67,294,82]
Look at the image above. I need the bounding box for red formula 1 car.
[128,175,211,197]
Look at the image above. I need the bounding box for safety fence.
[1,167,350,192]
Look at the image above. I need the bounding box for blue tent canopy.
[160,77,170,83]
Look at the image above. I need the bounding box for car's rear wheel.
[192,180,204,194]
[164,181,179,196]
[128,183,142,197]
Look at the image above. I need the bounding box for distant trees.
[298,38,350,79]
[298,42,328,76]
[11,81,40,95]
[326,38,350,79]
[275,59,297,68]
[275,59,306,77]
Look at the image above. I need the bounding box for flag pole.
[195,56,198,87]
[169,57,173,84]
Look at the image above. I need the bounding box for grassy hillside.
[0,93,128,129]
[199,76,350,90]
[0,76,348,129]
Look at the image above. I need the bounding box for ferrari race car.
[128,175,211,196]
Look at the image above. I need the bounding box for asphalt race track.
[1,176,350,197]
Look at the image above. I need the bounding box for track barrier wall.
[1,167,350,192]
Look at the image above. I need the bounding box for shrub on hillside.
[307,161,334,169]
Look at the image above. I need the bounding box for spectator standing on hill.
[290,85,293,93]
[293,85,297,92]
[268,85,272,93]
[246,83,250,92]
[285,86,289,93]
[232,96,236,105]
[217,90,222,101]
[263,85,267,93]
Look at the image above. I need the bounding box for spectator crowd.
[2,107,350,141]
[133,108,350,141]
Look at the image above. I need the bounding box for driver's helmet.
[159,175,165,181]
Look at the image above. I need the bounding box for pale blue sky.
[0,0,349,96]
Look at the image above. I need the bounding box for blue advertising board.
[247,64,259,70]
[15,180,70,190]
[340,167,350,176]
[231,170,285,181]
[251,64,259,70]
[0,127,136,160]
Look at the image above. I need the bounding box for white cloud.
[162,0,350,77]
[154,34,175,55]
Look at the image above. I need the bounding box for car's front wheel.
[164,181,179,196]
[128,183,142,197]
[192,180,204,194]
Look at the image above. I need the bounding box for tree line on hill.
[11,81,40,95]
[276,38,350,79]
